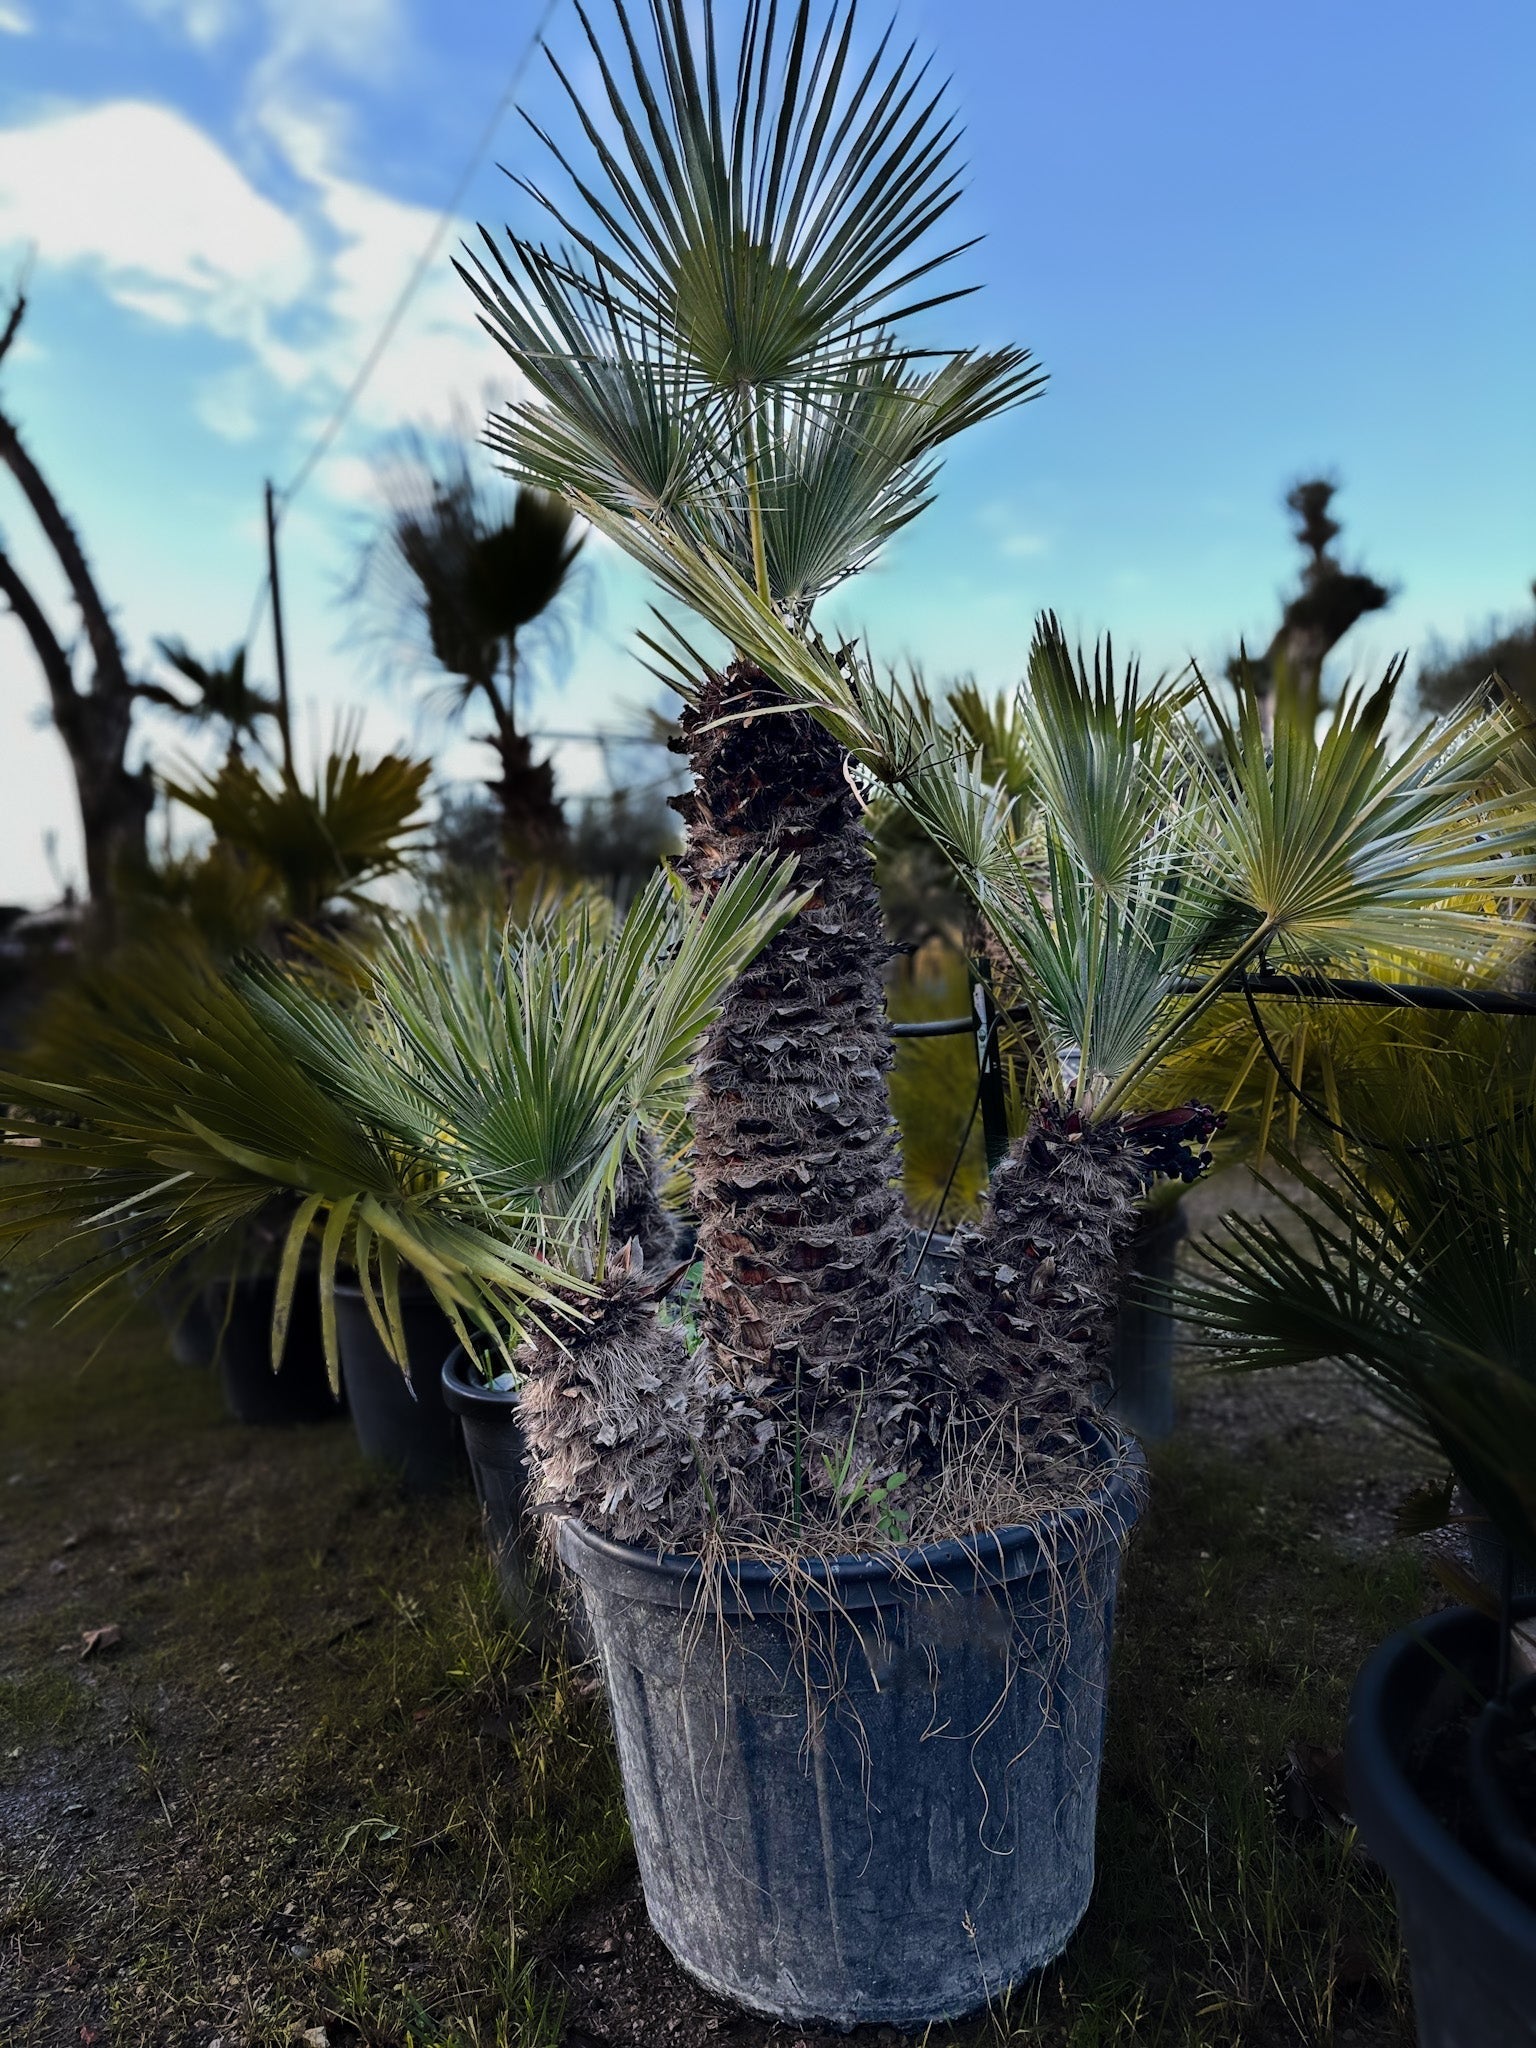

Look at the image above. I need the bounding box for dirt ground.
[1,1254,1442,2048]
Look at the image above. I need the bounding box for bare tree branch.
[0,543,77,732]
[0,406,131,701]
[0,287,24,373]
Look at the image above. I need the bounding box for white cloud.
[0,3,32,33]
[252,0,405,95]
[999,531,1049,559]
[0,95,511,505]
[193,363,264,441]
[131,0,403,74]
[132,0,241,47]
[0,101,314,347]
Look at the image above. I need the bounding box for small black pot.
[1346,1599,1536,2048]
[440,1348,536,1612]
[333,1285,465,1493]
[161,1285,221,1369]
[1107,1202,1187,1441]
[206,1274,343,1426]
[559,1426,1146,2028]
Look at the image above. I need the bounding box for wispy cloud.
[131,0,241,47]
[0,93,509,496]
[999,531,1050,559]
[0,100,313,342]
[0,2,34,33]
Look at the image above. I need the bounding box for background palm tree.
[145,640,281,760]
[358,434,584,869]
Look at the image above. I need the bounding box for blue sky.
[0,0,1532,901]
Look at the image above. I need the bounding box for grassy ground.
[0,1296,1436,2047]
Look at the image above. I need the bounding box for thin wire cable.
[229,2,561,666]
[278,0,562,515]
[1240,981,1530,1156]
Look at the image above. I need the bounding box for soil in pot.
[558,1425,1145,2030]
[1347,1598,1536,2048]
[333,1284,465,1493]
[206,1273,342,1427]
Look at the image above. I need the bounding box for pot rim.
[1347,1599,1536,1944]
[558,1422,1146,1613]
[440,1343,520,1418]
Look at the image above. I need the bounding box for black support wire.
[890,966,1536,1165]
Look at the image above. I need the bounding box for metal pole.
[973,974,1011,1174]
[264,480,295,778]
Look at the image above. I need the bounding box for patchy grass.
[974,1430,1421,2045]
[1,1304,1431,2046]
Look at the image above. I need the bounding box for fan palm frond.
[468,0,1040,621]
[163,743,430,925]
[1190,670,1536,971]
[151,639,279,743]
[0,857,806,1381]
[1177,1076,1536,1563]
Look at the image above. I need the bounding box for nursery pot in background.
[206,1273,342,1426]
[159,1282,220,1369]
[1346,1599,1536,2048]
[1107,1201,1187,1442]
[558,1424,1146,2029]
[440,1348,537,1614]
[333,1284,464,1493]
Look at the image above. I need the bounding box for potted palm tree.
[5,2,1533,2024]
[12,735,432,1416]
[444,0,1536,2022]
[1174,1080,1536,2048]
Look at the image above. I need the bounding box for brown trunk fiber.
[933,1102,1219,1439]
[515,1257,751,1545]
[489,727,567,868]
[672,662,922,1513]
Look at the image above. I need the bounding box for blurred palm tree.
[356,434,585,868]
[146,640,281,759]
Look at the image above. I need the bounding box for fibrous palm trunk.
[672,663,922,1512]
[516,1255,750,1545]
[930,1103,1219,1446]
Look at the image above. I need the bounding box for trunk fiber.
[672,662,920,1513]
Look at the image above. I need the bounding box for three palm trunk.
[517,663,1208,1540]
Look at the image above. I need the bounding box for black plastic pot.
[1107,1202,1186,1441]
[1346,1599,1536,2048]
[207,1274,343,1426]
[161,1284,220,1368]
[557,1426,1146,2029]
[333,1285,464,1493]
[440,1348,536,1611]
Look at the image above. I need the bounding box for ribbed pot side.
[558,1433,1144,2029]
[440,1349,537,1616]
